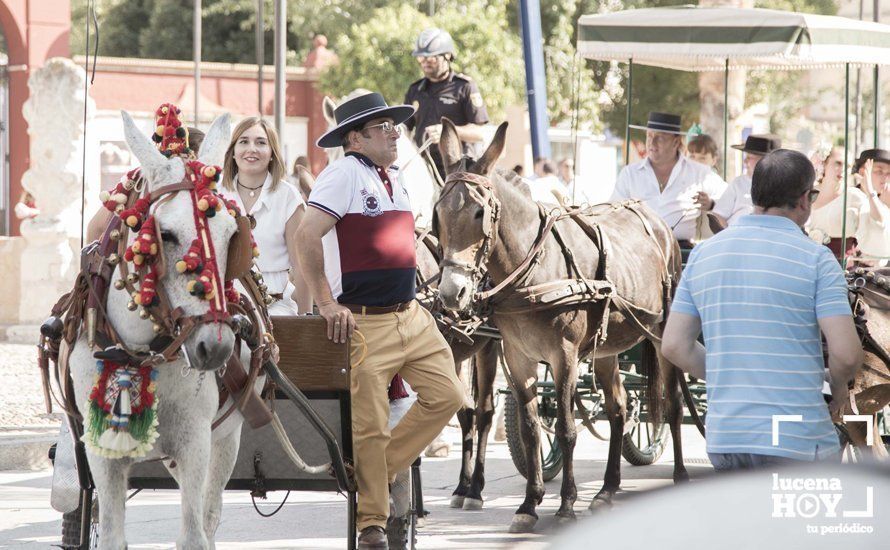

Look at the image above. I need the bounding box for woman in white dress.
[856,159,890,265]
[808,146,869,257]
[220,117,311,315]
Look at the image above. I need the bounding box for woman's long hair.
[221,117,287,192]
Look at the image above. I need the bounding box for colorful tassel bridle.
[84,103,267,459]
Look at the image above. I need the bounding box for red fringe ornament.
[120,197,151,230]
[176,239,204,274]
[153,103,189,157]
[224,280,240,304]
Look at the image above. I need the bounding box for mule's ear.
[438,117,462,175]
[121,110,184,189]
[322,96,336,126]
[122,110,166,172]
[197,113,231,167]
[475,121,508,176]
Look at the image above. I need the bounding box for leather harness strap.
[438,170,675,337]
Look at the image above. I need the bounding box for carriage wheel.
[619,363,669,466]
[504,376,563,482]
[880,407,890,451]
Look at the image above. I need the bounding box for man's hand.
[318,301,355,344]
[693,191,714,211]
[829,383,850,422]
[424,124,443,144]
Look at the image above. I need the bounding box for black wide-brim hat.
[852,148,890,174]
[317,92,415,149]
[628,111,685,135]
[731,134,782,155]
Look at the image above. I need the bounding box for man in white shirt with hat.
[710,134,782,229]
[611,111,726,248]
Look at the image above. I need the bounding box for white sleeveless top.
[807,187,868,241]
[220,173,304,294]
[857,200,890,258]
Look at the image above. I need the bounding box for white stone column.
[10,58,94,339]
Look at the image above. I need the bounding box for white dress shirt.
[610,156,727,241]
[220,173,305,314]
[712,174,753,226]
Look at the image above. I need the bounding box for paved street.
[0,342,714,548]
[0,423,712,549]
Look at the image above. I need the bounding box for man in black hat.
[404,27,489,179]
[298,92,464,549]
[611,111,726,247]
[711,134,782,228]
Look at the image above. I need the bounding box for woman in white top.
[808,146,869,257]
[220,117,311,315]
[856,159,890,264]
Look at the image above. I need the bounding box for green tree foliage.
[318,1,526,123]
[71,0,837,134]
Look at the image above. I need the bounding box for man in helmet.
[404,27,489,179]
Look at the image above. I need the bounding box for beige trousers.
[349,301,463,530]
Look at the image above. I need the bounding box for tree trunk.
[697,0,753,180]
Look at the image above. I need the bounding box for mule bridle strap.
[444,171,493,189]
[476,208,560,301]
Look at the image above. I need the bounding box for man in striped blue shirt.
[662,149,862,471]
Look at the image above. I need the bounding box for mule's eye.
[160,230,179,246]
[474,209,484,220]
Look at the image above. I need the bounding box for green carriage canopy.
[578,6,890,71]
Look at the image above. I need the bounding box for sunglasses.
[807,189,820,204]
[362,121,401,135]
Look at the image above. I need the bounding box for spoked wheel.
[504,365,563,482]
[881,408,890,451]
[620,363,669,466]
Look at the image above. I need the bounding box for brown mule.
[434,118,689,533]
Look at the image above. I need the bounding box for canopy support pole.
[193,0,201,126]
[273,0,286,135]
[256,0,264,115]
[625,58,633,166]
[723,59,729,179]
[842,63,850,264]
[875,65,881,148]
[875,0,882,148]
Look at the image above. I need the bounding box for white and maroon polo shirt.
[307,152,416,306]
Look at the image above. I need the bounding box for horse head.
[435,117,508,313]
[108,110,240,371]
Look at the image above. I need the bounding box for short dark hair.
[687,134,718,157]
[541,160,557,175]
[751,149,815,210]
